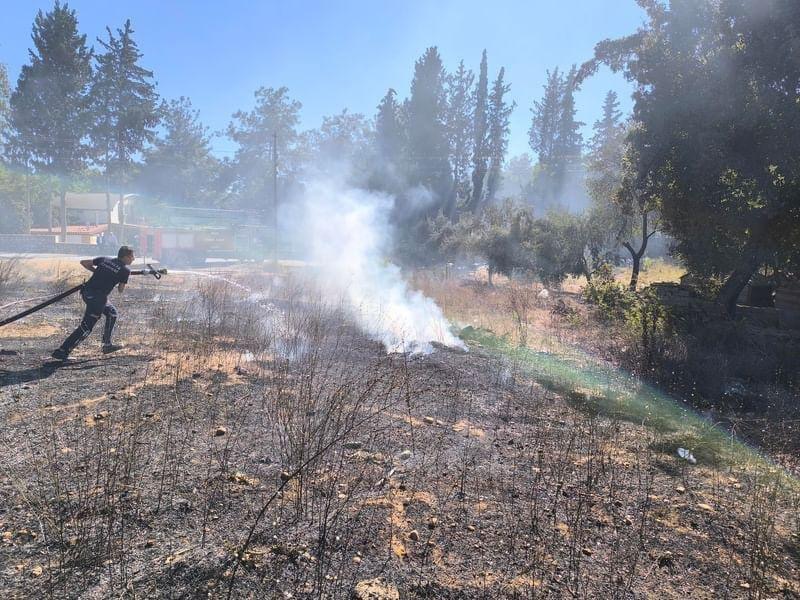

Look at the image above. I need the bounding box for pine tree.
[468,50,489,212]
[375,88,404,163]
[528,65,584,209]
[0,64,9,158]
[9,2,93,238]
[306,109,373,183]
[444,60,474,219]
[227,87,302,210]
[587,91,625,208]
[140,97,219,206]
[528,68,562,167]
[374,88,404,191]
[584,91,627,280]
[90,19,159,225]
[555,66,583,169]
[484,67,515,205]
[501,153,536,203]
[404,46,451,206]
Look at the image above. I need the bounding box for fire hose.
[0,264,167,328]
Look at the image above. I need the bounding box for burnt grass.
[0,270,798,599]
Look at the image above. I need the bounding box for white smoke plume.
[298,180,465,354]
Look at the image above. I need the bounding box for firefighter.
[51,246,135,360]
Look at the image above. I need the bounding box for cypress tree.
[468,50,489,212]
[9,2,93,238]
[91,19,159,225]
[484,67,515,205]
[405,46,451,206]
[444,60,475,219]
[374,88,404,191]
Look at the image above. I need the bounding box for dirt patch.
[0,322,60,338]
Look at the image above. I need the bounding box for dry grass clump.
[0,258,23,298]
[561,257,686,293]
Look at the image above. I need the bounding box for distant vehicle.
[125,205,283,266]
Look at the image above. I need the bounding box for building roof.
[30,225,108,235]
[50,193,140,210]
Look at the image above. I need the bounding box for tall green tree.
[528,69,562,169]
[0,64,9,158]
[444,60,475,219]
[0,165,32,232]
[468,50,489,212]
[585,91,634,285]
[140,97,219,206]
[373,88,405,194]
[528,66,584,210]
[589,0,800,313]
[556,66,583,170]
[615,138,660,291]
[306,109,373,184]
[375,90,403,162]
[90,19,159,226]
[586,91,624,204]
[227,86,302,210]
[9,1,93,238]
[404,46,451,206]
[500,153,535,203]
[484,67,515,205]
[586,94,658,291]
[0,165,59,233]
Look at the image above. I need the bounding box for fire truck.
[125,205,275,266]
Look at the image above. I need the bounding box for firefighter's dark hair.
[117,246,134,259]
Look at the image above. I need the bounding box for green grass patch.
[458,325,777,471]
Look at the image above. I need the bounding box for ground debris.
[354,578,400,600]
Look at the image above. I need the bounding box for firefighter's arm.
[80,259,96,272]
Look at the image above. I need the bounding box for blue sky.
[0,1,645,160]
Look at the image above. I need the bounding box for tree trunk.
[443,182,458,222]
[623,210,651,292]
[716,253,761,317]
[469,164,486,214]
[105,153,112,230]
[581,256,593,284]
[60,188,67,242]
[487,265,494,287]
[105,190,112,232]
[118,193,126,244]
[629,252,641,291]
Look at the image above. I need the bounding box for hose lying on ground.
[0,284,84,328]
[0,266,167,328]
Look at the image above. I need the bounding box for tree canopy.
[589,0,800,311]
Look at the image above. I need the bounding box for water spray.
[168,269,253,293]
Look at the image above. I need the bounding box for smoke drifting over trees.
[1,0,799,314]
[0,5,799,596]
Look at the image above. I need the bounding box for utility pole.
[24,161,31,232]
[272,131,278,268]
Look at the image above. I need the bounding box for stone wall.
[0,234,96,255]
[649,282,799,330]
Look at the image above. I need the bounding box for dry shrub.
[0,258,23,297]
[506,281,534,347]
[196,277,234,337]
